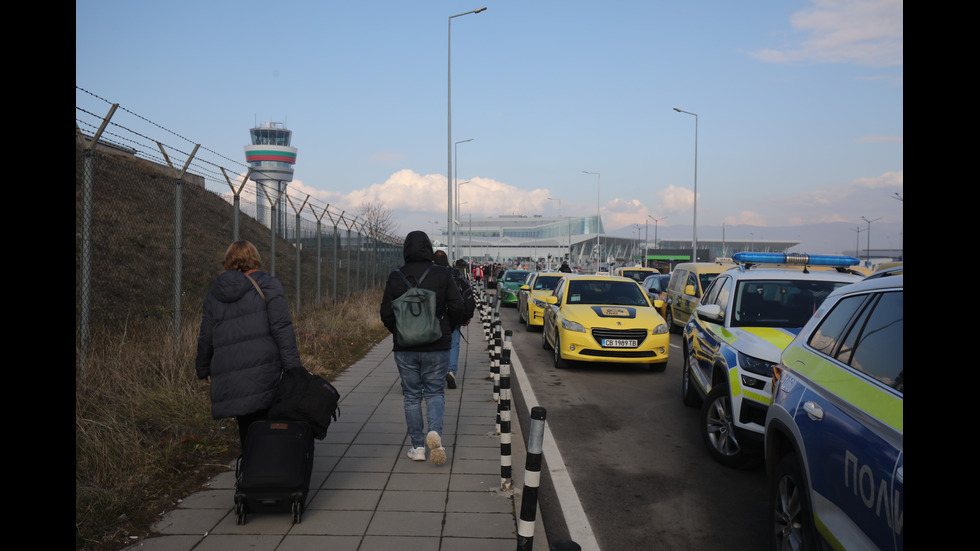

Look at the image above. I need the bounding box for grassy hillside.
[75,143,389,551]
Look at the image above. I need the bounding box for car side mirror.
[545,296,558,305]
[684,284,696,296]
[696,304,723,321]
[520,285,530,291]
[653,299,665,309]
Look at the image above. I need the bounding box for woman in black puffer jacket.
[195,240,302,450]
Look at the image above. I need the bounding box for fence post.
[517,406,547,551]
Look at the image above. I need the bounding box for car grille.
[590,328,648,347]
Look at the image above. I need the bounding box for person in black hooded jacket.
[195,240,303,451]
[380,230,463,465]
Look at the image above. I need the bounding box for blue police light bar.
[732,252,860,267]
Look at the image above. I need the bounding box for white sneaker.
[426,431,447,466]
[407,446,426,461]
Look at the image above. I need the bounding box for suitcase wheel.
[234,495,247,525]
[292,498,303,524]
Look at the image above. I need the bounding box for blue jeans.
[394,350,449,448]
[448,328,462,376]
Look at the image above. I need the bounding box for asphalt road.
[500,299,771,551]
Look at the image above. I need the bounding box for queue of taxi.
[507,256,903,550]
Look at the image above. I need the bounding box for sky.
[76,0,903,254]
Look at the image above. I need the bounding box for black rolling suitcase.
[234,419,315,524]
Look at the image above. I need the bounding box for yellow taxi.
[541,274,669,370]
[612,266,660,283]
[517,272,565,331]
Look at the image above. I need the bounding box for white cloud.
[749,0,903,67]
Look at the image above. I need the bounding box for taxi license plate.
[602,339,637,348]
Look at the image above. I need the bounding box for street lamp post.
[861,216,881,264]
[448,7,486,259]
[583,171,601,269]
[673,107,698,262]
[646,215,665,267]
[548,196,562,269]
[456,179,470,260]
[454,137,473,259]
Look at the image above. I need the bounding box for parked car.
[541,274,669,370]
[518,272,565,331]
[641,273,671,320]
[681,252,863,468]
[612,266,660,283]
[764,269,902,550]
[664,260,735,332]
[496,269,534,305]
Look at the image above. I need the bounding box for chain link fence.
[76,94,404,371]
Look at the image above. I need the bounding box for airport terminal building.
[432,214,800,271]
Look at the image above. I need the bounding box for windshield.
[533,276,562,291]
[566,280,650,306]
[504,271,532,283]
[732,279,854,328]
[621,270,652,282]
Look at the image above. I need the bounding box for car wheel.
[541,324,552,350]
[552,333,568,369]
[665,307,676,334]
[682,350,703,407]
[700,384,754,468]
[525,309,533,331]
[769,452,819,551]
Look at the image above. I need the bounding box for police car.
[765,269,903,550]
[681,252,865,468]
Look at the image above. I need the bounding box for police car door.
[794,290,904,550]
[690,275,732,387]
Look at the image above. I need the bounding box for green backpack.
[392,265,443,347]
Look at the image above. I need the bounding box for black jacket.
[195,269,302,419]
[380,231,463,351]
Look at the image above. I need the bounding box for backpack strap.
[397,264,435,289]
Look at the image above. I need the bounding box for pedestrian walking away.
[380,231,464,465]
[434,252,475,389]
[195,240,304,452]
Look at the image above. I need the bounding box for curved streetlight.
[646,215,666,266]
[861,216,881,264]
[549,196,570,267]
[447,7,486,258]
[454,138,473,260]
[456,179,471,260]
[673,107,698,262]
[583,171,601,268]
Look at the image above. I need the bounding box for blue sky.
[76,0,903,253]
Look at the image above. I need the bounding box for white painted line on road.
[509,348,601,551]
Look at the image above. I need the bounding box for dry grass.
[75,289,389,551]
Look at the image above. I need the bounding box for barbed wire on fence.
[75,86,403,247]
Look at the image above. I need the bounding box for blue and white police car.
[765,268,902,550]
[682,252,865,468]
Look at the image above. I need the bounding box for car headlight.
[651,323,669,335]
[560,318,586,332]
[737,351,776,377]
[533,298,548,308]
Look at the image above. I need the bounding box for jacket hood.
[403,230,435,263]
[211,270,258,303]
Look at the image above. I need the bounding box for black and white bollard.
[498,330,513,490]
[517,406,547,551]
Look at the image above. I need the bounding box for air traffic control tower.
[244,122,297,233]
